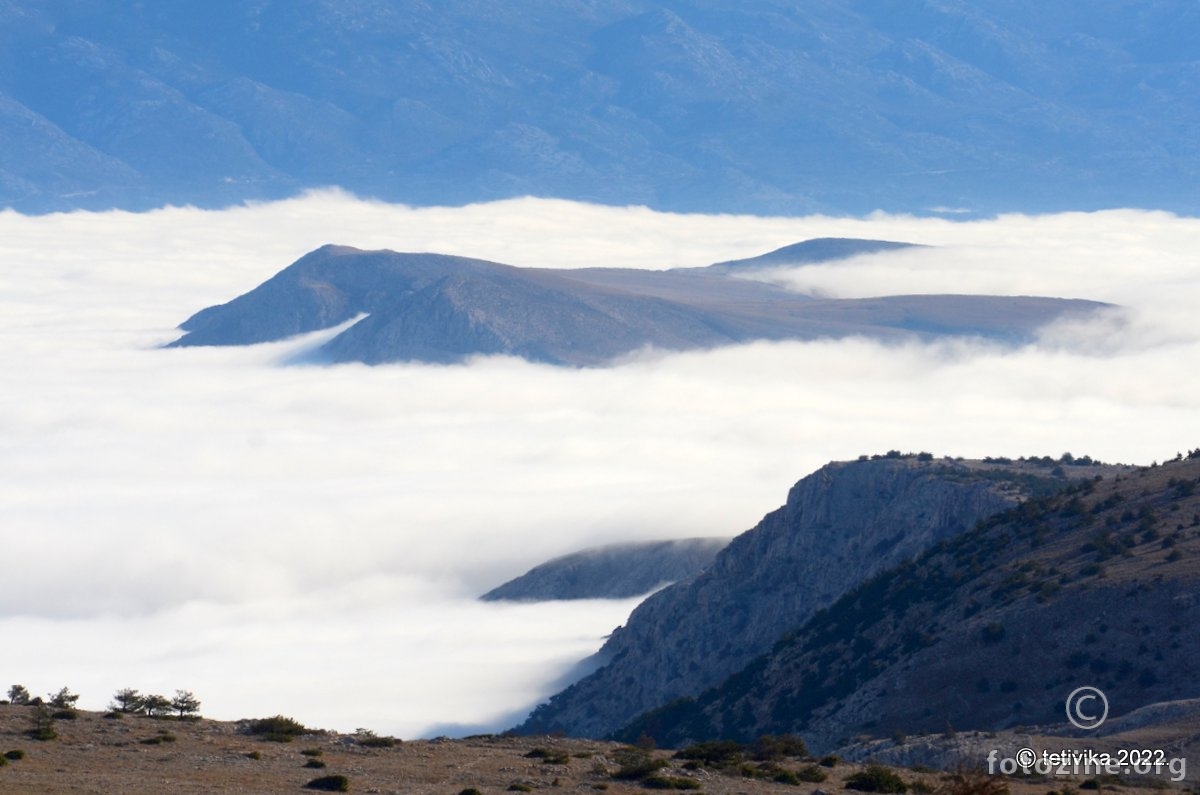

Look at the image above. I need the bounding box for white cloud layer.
[1,192,1198,736]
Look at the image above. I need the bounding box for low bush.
[246,750,262,760]
[304,758,327,769]
[301,748,323,757]
[508,783,534,792]
[4,750,25,761]
[818,755,840,767]
[846,765,908,793]
[611,747,668,780]
[795,764,828,782]
[246,714,310,742]
[642,775,702,790]
[749,734,808,761]
[304,775,350,792]
[674,740,744,767]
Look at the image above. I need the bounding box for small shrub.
[795,764,828,782]
[4,750,25,761]
[749,734,808,761]
[52,709,78,721]
[642,775,702,790]
[460,789,484,795]
[246,714,309,742]
[246,750,262,760]
[846,765,909,793]
[301,748,324,757]
[508,784,534,792]
[26,704,57,741]
[0,756,6,768]
[305,758,328,769]
[936,766,1008,795]
[304,775,350,792]
[674,740,744,767]
[612,747,668,780]
[359,734,398,748]
[818,755,840,767]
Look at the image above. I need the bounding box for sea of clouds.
[1,192,1197,737]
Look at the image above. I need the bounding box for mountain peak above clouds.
[167,240,1106,366]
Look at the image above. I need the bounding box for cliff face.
[480,538,730,602]
[618,456,1198,753]
[516,457,1072,738]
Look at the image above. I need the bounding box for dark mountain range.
[615,452,1200,751]
[515,453,1114,738]
[481,538,730,602]
[168,239,1106,366]
[1,2,1196,215]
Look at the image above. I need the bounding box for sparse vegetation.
[304,774,350,792]
[7,685,31,706]
[935,765,1008,795]
[27,703,57,741]
[611,746,668,780]
[846,764,909,793]
[642,774,702,790]
[246,714,310,742]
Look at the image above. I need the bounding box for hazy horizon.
[2,192,1198,737]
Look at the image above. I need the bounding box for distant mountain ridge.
[515,454,1108,738]
[481,538,730,602]
[168,239,1106,366]
[1,2,1197,215]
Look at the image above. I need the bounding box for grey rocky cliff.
[516,456,1056,738]
[481,538,730,602]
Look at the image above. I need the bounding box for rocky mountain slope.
[167,240,1105,366]
[2,2,1197,215]
[617,453,1200,752]
[516,454,1106,738]
[481,538,730,602]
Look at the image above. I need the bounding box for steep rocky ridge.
[168,242,1107,366]
[516,455,1095,738]
[618,453,1200,752]
[481,538,730,602]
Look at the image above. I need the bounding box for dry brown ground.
[0,705,1187,795]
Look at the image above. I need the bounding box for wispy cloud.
[1,193,1197,736]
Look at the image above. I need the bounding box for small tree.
[48,687,80,709]
[7,685,31,705]
[27,703,57,741]
[111,688,144,714]
[171,690,201,720]
[142,694,172,718]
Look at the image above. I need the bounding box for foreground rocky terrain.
[0,705,1191,794]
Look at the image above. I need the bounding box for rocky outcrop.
[515,456,1073,737]
[481,538,730,602]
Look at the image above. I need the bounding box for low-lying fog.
[1,192,1197,737]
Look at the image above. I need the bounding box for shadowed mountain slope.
[616,453,1200,752]
[514,455,1109,738]
[168,240,1106,366]
[481,538,730,602]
